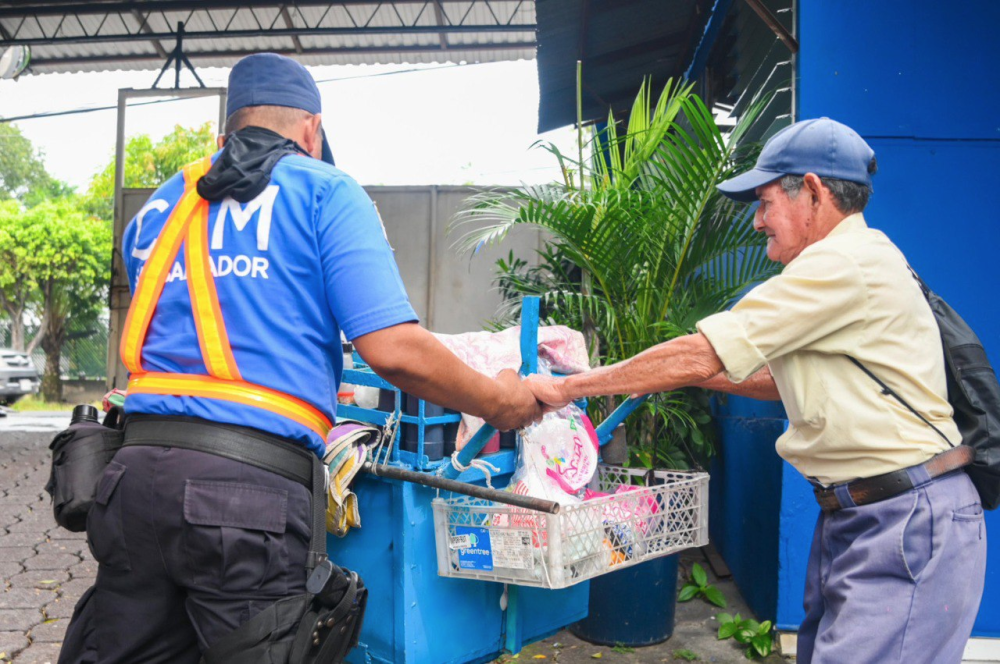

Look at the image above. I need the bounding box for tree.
[83,122,216,221]
[0,199,37,350]
[0,122,74,205]
[455,80,776,469]
[0,200,111,400]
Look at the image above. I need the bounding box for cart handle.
[594,394,650,446]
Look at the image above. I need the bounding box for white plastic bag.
[508,403,600,499]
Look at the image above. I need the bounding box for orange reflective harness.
[120,156,333,442]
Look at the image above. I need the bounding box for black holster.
[201,562,367,664]
[45,407,125,532]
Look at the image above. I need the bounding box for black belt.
[123,415,328,573]
[813,445,975,512]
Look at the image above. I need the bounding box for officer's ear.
[217,135,226,149]
[303,113,323,160]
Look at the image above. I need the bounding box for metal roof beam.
[130,10,168,58]
[278,5,304,54]
[27,41,536,67]
[0,1,484,19]
[432,1,449,50]
[2,24,534,47]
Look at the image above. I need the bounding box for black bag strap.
[102,405,125,431]
[847,356,955,448]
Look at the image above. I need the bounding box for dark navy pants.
[797,470,987,664]
[59,444,313,663]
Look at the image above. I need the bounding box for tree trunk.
[39,302,66,403]
[26,307,49,355]
[8,315,25,351]
[0,294,26,351]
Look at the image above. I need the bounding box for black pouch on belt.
[45,406,125,532]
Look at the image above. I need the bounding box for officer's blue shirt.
[122,153,417,457]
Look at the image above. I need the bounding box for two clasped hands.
[480,333,726,433]
[484,370,574,432]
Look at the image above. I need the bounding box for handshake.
[482,370,574,432]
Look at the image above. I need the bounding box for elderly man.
[527,118,986,664]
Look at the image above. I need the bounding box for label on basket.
[455,526,493,571]
[449,534,473,550]
[492,530,533,570]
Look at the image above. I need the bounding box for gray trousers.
[798,469,987,664]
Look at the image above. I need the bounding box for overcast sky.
[0,59,578,193]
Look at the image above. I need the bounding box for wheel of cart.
[329,297,708,663]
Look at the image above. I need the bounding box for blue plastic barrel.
[570,554,679,646]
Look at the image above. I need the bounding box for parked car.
[0,348,40,405]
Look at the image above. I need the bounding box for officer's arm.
[353,322,541,431]
[696,366,781,401]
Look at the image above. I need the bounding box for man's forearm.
[561,333,724,401]
[353,324,505,420]
[697,366,781,401]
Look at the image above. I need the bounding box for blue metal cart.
[329,297,662,663]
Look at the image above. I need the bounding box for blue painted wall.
[784,0,1000,637]
[703,0,1000,641]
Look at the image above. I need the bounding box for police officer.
[59,53,542,663]
[526,118,986,664]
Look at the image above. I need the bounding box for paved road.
[0,411,773,663]
[0,411,86,664]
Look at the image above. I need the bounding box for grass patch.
[8,395,91,412]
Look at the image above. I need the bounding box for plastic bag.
[507,404,599,500]
[498,404,605,575]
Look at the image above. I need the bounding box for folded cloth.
[324,421,380,537]
[432,325,590,448]
[102,388,127,412]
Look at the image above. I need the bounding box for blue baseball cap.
[226,53,335,165]
[717,118,875,203]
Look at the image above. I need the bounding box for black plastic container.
[377,389,398,413]
[570,554,679,646]
[401,394,444,461]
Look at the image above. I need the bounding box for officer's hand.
[485,370,544,431]
[524,374,572,411]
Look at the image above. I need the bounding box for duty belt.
[122,415,328,572]
[812,445,975,512]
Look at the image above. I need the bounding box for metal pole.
[742,0,799,54]
[362,462,561,515]
[106,89,129,390]
[174,22,183,89]
[426,185,438,329]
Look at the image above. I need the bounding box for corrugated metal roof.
[0,1,537,75]
[535,0,713,132]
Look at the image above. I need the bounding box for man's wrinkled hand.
[524,374,572,411]
[485,369,544,431]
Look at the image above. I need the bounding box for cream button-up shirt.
[697,213,958,485]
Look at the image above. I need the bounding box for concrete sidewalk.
[0,411,780,663]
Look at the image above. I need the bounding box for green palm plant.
[452,78,777,468]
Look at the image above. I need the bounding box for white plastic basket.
[432,465,709,589]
